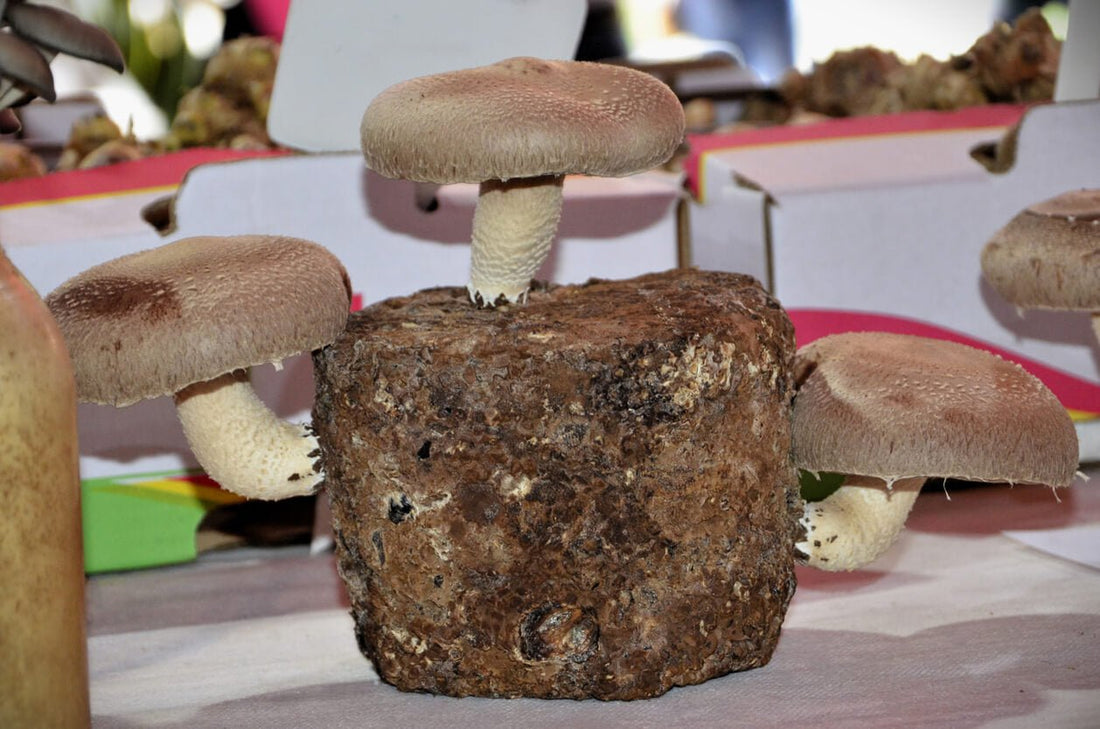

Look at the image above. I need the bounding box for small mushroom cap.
[981,189,1100,311]
[361,56,685,185]
[791,332,1078,487]
[0,30,57,102]
[46,235,352,406]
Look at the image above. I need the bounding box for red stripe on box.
[0,147,293,208]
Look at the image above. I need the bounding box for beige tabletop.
[87,472,1100,728]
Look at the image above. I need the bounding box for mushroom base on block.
[175,369,322,501]
[312,270,802,700]
[467,175,564,306]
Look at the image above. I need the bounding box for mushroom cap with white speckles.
[360,57,685,184]
[791,331,1078,486]
[45,235,351,406]
[981,188,1100,311]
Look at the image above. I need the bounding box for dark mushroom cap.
[360,56,685,185]
[45,235,351,406]
[0,30,56,101]
[3,2,124,74]
[981,189,1100,311]
[791,332,1078,486]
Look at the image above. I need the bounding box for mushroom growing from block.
[360,56,685,306]
[791,331,1078,571]
[45,235,351,500]
[981,189,1100,341]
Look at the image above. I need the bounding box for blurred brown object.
[682,96,717,132]
[894,54,988,111]
[754,7,1061,130]
[162,37,279,151]
[56,112,125,170]
[0,140,47,181]
[164,86,270,150]
[958,7,1061,103]
[77,138,144,169]
[200,36,280,121]
[54,111,153,171]
[801,46,906,117]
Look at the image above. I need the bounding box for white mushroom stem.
[797,475,926,571]
[468,174,564,306]
[174,369,321,500]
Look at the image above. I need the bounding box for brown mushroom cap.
[360,56,685,185]
[46,235,351,406]
[791,332,1078,487]
[981,189,1100,311]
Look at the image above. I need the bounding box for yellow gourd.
[0,244,89,727]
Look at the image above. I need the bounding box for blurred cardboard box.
[687,100,1100,430]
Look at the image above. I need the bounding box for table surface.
[87,473,1100,729]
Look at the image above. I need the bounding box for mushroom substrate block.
[312,269,802,700]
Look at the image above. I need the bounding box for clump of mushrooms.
[45,234,351,500]
[981,188,1100,341]
[360,56,685,306]
[0,0,124,132]
[792,331,1079,571]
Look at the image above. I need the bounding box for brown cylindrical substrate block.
[312,269,802,700]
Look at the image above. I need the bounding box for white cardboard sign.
[267,0,588,153]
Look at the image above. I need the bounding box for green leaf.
[798,470,846,502]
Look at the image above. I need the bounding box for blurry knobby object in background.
[360,56,685,306]
[0,135,45,179]
[0,244,89,728]
[45,235,352,501]
[981,189,1100,343]
[734,7,1060,130]
[0,0,124,132]
[791,332,1079,571]
[962,4,1061,103]
[55,110,142,169]
[162,35,279,151]
[50,35,281,171]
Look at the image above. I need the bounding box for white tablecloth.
[87,475,1100,728]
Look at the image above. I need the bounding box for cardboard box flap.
[690,104,1029,202]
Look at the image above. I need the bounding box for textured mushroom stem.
[174,369,321,500]
[1092,312,1100,345]
[468,174,564,306]
[797,475,926,571]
